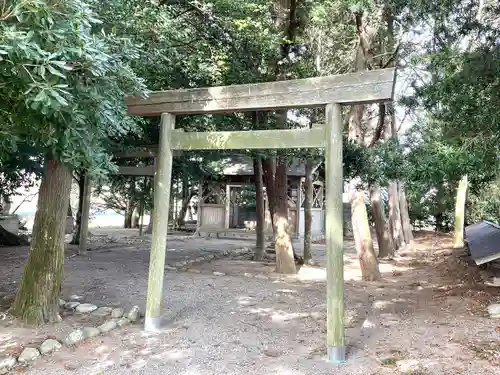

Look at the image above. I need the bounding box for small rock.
[98,320,118,333]
[165,266,177,271]
[362,318,377,329]
[126,306,140,322]
[39,339,62,355]
[64,301,80,310]
[69,294,83,300]
[59,299,66,307]
[213,271,226,276]
[18,347,40,363]
[75,303,98,313]
[92,307,113,317]
[487,304,500,317]
[0,356,16,374]
[372,300,390,310]
[117,317,130,327]
[111,308,124,318]
[188,268,201,274]
[82,327,100,339]
[263,348,281,357]
[63,329,85,345]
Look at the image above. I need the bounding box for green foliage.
[399,1,500,228]
[0,0,145,177]
[467,180,500,225]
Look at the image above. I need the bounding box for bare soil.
[0,230,498,375]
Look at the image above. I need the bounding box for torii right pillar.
[325,103,344,363]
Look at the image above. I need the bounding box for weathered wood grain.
[169,127,326,150]
[145,113,175,331]
[125,68,396,116]
[325,103,345,363]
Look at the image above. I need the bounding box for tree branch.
[369,103,386,147]
[11,193,38,214]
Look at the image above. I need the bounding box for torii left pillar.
[144,113,174,331]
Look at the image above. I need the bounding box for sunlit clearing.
[95,345,109,354]
[129,359,147,369]
[271,311,318,323]
[90,359,115,372]
[237,295,255,305]
[152,348,190,361]
[297,266,326,281]
[372,300,392,309]
[0,334,13,344]
[140,348,153,355]
[271,366,305,375]
[248,307,273,315]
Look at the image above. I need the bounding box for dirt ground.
[0,230,499,375]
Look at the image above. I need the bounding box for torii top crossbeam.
[125,68,396,116]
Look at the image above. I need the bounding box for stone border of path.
[0,300,141,374]
[0,246,254,374]
[167,246,254,271]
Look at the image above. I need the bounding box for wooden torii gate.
[124,68,396,363]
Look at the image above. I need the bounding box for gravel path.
[1,231,499,375]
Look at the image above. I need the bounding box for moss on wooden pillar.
[144,113,174,331]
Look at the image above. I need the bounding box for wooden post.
[138,177,146,237]
[454,175,468,248]
[325,103,345,363]
[225,184,231,229]
[145,113,174,331]
[296,181,302,238]
[78,175,91,254]
[196,181,203,235]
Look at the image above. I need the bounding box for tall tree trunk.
[124,177,136,228]
[347,11,381,279]
[382,5,407,251]
[177,191,196,228]
[146,208,154,234]
[254,155,265,261]
[352,190,381,280]
[399,183,414,245]
[453,175,468,248]
[124,208,133,228]
[146,177,154,234]
[303,158,314,264]
[274,132,296,274]
[262,157,277,234]
[369,184,394,258]
[10,160,72,325]
[132,207,140,228]
[388,182,405,249]
[70,173,85,245]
